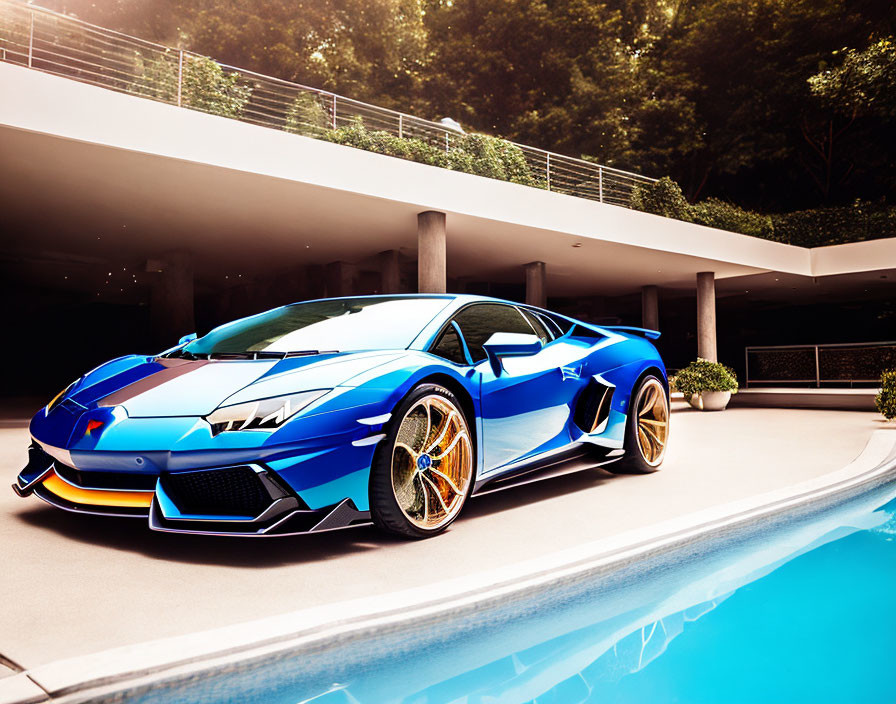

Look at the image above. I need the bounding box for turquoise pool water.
[292,496,896,704]
[120,484,896,704]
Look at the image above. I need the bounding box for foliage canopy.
[47,0,896,213]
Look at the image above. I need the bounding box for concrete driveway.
[0,400,885,672]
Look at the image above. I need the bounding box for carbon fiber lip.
[148,496,372,536]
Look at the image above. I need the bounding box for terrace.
[0,1,656,208]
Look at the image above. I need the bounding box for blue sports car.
[13,295,669,539]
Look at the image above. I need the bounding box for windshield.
[181,297,451,356]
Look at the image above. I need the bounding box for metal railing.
[745,341,896,387]
[0,0,656,207]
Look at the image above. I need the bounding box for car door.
[452,303,593,476]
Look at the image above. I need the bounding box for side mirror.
[482,332,543,375]
[178,332,198,346]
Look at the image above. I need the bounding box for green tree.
[802,36,896,202]
[627,0,893,204]
[43,0,431,113]
[40,0,896,210]
[423,0,651,165]
[179,0,429,111]
[810,37,896,119]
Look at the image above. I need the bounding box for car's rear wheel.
[607,375,669,474]
[370,384,474,539]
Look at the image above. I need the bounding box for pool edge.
[7,428,896,703]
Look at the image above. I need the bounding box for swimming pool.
[105,475,896,704]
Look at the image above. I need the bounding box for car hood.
[69,351,406,417]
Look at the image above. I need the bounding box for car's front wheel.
[607,375,669,474]
[369,384,474,539]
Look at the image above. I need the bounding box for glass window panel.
[453,304,533,363]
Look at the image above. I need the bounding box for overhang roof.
[1,62,894,299]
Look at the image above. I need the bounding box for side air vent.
[573,378,614,434]
[569,324,605,340]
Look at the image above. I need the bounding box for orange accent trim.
[47,389,66,412]
[41,470,154,508]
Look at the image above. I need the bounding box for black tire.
[606,374,669,475]
[370,383,475,539]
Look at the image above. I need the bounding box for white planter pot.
[687,390,731,411]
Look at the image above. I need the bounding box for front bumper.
[13,444,371,536]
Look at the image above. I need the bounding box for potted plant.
[876,370,896,420]
[673,358,739,411]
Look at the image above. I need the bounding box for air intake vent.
[573,379,614,434]
[54,462,158,490]
[161,466,273,517]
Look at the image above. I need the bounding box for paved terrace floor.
[0,401,887,673]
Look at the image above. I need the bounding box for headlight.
[205,390,330,435]
[47,379,79,413]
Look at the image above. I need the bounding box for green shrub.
[452,133,538,186]
[323,120,449,167]
[453,133,506,179]
[771,206,849,247]
[876,370,896,420]
[631,177,896,246]
[493,138,539,187]
[771,201,896,247]
[322,120,537,185]
[692,198,777,241]
[284,92,331,137]
[133,52,252,118]
[631,177,693,222]
[673,358,739,399]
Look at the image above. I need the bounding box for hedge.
[632,177,896,247]
[316,118,540,187]
[772,203,896,247]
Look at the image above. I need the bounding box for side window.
[453,304,533,363]
[543,312,573,336]
[520,308,551,343]
[430,324,467,365]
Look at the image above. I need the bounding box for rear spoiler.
[603,326,661,341]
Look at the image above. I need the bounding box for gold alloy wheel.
[635,378,669,467]
[391,395,473,530]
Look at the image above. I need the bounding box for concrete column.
[378,250,401,293]
[325,261,353,298]
[150,250,194,346]
[525,261,546,308]
[696,271,717,361]
[641,285,659,331]
[418,211,446,293]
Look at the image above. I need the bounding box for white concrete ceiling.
[0,123,760,296]
[2,62,894,298]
